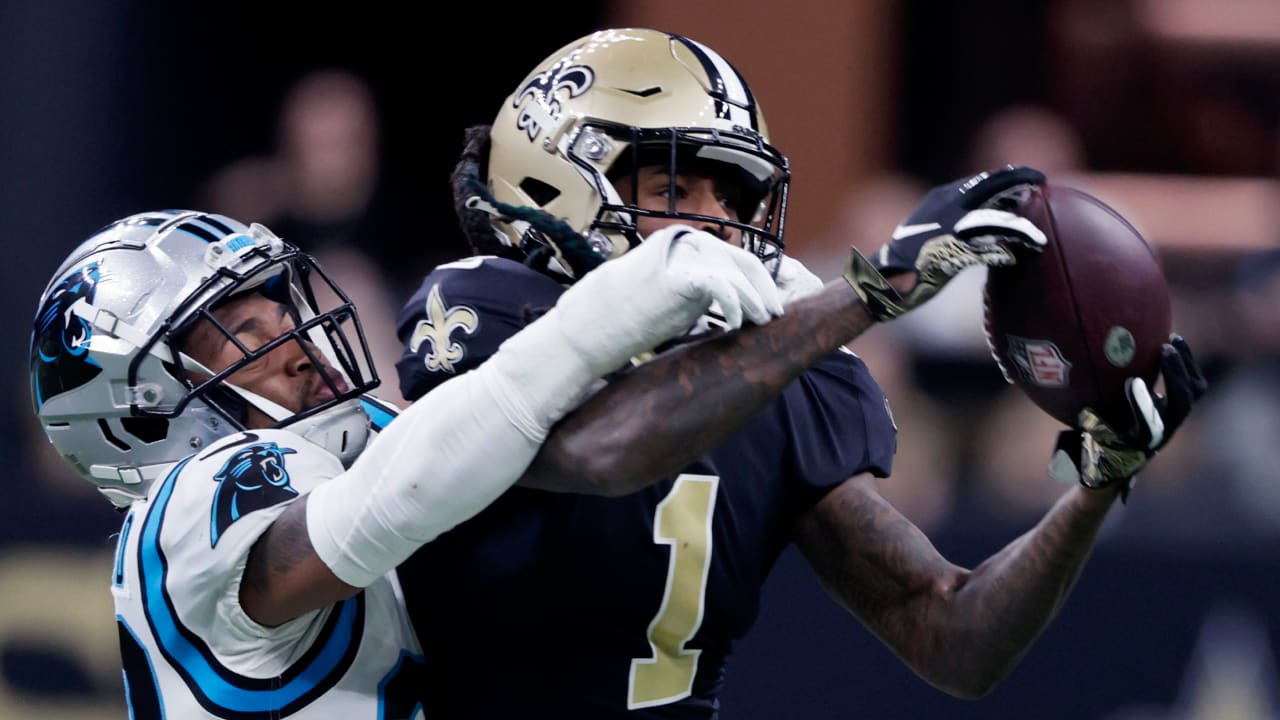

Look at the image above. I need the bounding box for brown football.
[983,183,1171,430]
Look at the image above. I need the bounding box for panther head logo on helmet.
[30,262,103,410]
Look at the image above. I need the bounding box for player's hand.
[774,254,825,304]
[1048,335,1208,500]
[656,225,785,330]
[557,224,783,373]
[842,165,1048,321]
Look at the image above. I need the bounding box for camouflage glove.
[1049,336,1208,501]
[843,165,1048,321]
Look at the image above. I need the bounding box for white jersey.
[110,401,427,719]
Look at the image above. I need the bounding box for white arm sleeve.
[305,303,597,588]
[305,228,784,587]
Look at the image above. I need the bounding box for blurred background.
[2,1,1277,718]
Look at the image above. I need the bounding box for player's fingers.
[955,209,1047,249]
[958,235,1018,269]
[961,166,1047,209]
[720,243,785,318]
[700,272,743,330]
[666,230,723,299]
[1124,377,1164,451]
[729,270,775,327]
[1169,334,1208,401]
[1048,428,1085,485]
[1156,343,1194,441]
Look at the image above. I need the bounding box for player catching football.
[392,27,1209,717]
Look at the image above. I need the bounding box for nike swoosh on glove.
[843,165,1048,321]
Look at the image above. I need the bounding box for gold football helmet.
[483,27,791,278]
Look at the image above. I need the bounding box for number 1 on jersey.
[628,474,719,709]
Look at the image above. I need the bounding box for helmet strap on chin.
[178,352,369,466]
[177,353,287,423]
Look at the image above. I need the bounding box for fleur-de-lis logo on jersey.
[513,53,595,142]
[409,284,479,374]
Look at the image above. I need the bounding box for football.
[982,183,1171,431]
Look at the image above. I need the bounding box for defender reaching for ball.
[393,28,1209,717]
[30,208,784,718]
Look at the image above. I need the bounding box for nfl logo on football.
[1008,335,1071,388]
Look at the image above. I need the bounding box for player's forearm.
[918,485,1118,696]
[797,477,1117,699]
[521,280,875,495]
[242,495,357,627]
[244,364,556,625]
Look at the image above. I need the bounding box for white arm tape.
[305,303,603,588]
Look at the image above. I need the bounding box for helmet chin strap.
[179,353,371,468]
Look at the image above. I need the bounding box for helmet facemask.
[32,211,381,508]
[480,28,793,283]
[152,242,379,463]
[581,121,791,277]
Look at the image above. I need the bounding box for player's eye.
[713,178,745,211]
[652,180,688,200]
[240,335,275,355]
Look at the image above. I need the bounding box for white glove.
[774,254,825,304]
[309,226,783,588]
[556,224,784,375]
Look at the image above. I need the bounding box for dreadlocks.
[450,125,519,261]
[449,125,605,279]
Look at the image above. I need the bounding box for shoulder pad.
[395,256,566,401]
[181,429,342,545]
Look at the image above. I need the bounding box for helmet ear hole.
[519,178,561,207]
[120,417,168,444]
[97,419,130,452]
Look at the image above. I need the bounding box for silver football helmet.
[482,27,791,278]
[30,210,380,507]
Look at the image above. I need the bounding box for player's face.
[181,292,350,429]
[614,165,744,247]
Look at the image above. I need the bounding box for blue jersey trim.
[137,457,362,716]
[360,397,397,431]
[119,616,166,719]
[377,650,427,720]
[114,511,134,588]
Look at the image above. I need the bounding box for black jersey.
[394,256,897,719]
